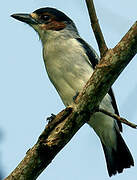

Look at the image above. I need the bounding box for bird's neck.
[39,25,79,45]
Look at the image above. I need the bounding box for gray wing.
[76,38,122,131]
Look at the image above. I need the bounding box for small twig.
[85,0,108,57]
[98,108,137,129]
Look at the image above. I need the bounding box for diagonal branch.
[5,0,137,179]
[85,0,108,57]
[4,19,137,180]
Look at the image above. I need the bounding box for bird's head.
[11,7,77,41]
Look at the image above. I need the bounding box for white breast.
[43,36,94,106]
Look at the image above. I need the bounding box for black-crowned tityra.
[11,7,134,176]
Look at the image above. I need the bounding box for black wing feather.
[108,89,122,131]
[77,38,122,131]
[76,38,98,68]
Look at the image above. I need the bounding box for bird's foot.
[73,91,79,103]
[46,113,56,122]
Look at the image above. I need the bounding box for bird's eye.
[41,15,50,21]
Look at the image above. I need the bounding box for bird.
[11,7,134,176]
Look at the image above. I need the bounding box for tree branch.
[5,1,137,179]
[98,108,137,129]
[85,0,108,57]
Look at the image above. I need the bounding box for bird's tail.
[101,127,134,177]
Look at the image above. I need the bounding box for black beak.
[11,13,38,24]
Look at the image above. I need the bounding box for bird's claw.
[46,113,56,122]
[73,91,79,103]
